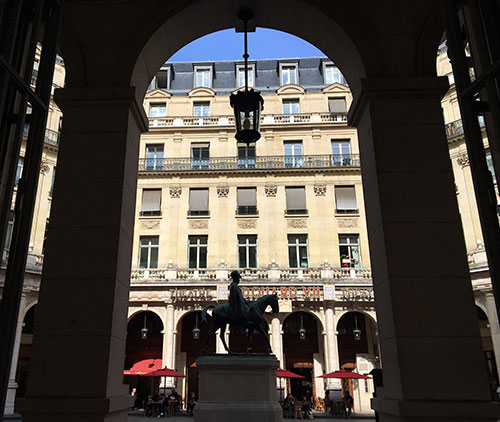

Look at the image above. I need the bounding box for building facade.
[2,50,500,415]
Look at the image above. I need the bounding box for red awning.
[317,369,371,379]
[123,359,162,375]
[143,367,185,377]
[277,368,305,379]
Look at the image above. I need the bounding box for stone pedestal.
[195,354,283,422]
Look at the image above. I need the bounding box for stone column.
[324,306,341,391]
[17,86,147,422]
[350,76,500,420]
[163,305,175,388]
[4,296,27,415]
[485,293,500,381]
[271,317,283,366]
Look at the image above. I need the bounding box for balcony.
[236,206,259,216]
[138,154,360,173]
[148,112,347,128]
[445,116,485,140]
[23,125,60,148]
[139,210,162,217]
[284,209,309,216]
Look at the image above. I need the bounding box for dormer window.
[236,64,255,88]
[323,62,346,85]
[194,66,212,88]
[147,66,171,91]
[280,63,298,85]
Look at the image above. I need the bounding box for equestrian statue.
[201,270,279,354]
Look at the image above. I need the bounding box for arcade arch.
[125,311,164,370]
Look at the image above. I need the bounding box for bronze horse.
[201,294,279,354]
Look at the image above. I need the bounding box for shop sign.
[172,287,211,300]
[217,285,228,300]
[240,285,321,300]
[336,287,374,301]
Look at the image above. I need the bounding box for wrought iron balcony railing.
[236,206,259,215]
[445,116,485,139]
[138,154,360,172]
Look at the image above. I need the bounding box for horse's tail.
[202,304,215,323]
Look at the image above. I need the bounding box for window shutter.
[335,186,357,210]
[189,189,209,211]
[142,189,161,212]
[328,98,347,113]
[157,70,168,88]
[237,188,257,206]
[286,187,306,210]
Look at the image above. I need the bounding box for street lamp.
[192,314,201,340]
[353,315,361,341]
[299,314,306,340]
[141,314,149,340]
[230,8,264,144]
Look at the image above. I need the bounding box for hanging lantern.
[353,315,361,341]
[299,314,306,340]
[192,315,201,340]
[230,8,264,145]
[141,314,149,340]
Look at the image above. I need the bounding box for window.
[189,235,208,268]
[149,102,167,118]
[139,236,159,269]
[237,144,256,169]
[238,235,257,268]
[281,64,298,85]
[324,64,346,85]
[339,235,361,268]
[335,186,358,214]
[237,188,257,215]
[284,142,303,168]
[486,150,496,183]
[193,101,210,117]
[15,157,23,186]
[285,187,307,215]
[4,212,14,250]
[147,67,170,91]
[146,144,164,170]
[141,189,162,216]
[49,167,56,197]
[332,140,351,166]
[191,143,210,169]
[283,99,300,114]
[237,65,254,88]
[194,67,211,88]
[328,97,347,114]
[189,188,209,216]
[288,234,308,268]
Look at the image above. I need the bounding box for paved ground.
[128,410,376,421]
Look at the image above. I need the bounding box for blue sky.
[168,28,325,62]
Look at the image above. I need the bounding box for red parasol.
[277,368,305,379]
[317,369,371,379]
[143,367,185,377]
[123,359,162,375]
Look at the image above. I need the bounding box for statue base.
[194,354,283,422]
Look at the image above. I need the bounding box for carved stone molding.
[140,220,160,230]
[265,185,277,197]
[338,218,358,228]
[169,186,182,198]
[40,161,50,174]
[314,184,327,196]
[238,219,257,229]
[457,152,470,168]
[189,220,208,229]
[217,186,229,197]
[287,219,307,228]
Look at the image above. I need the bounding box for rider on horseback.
[228,270,259,324]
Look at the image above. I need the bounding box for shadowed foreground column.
[350,76,500,421]
[17,86,147,422]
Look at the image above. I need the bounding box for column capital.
[348,76,449,127]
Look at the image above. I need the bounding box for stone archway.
[19,2,498,422]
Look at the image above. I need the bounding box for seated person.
[169,388,181,413]
[283,394,295,419]
[302,396,312,417]
[186,392,197,417]
[144,394,153,417]
[159,393,166,416]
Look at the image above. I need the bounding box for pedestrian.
[187,391,197,417]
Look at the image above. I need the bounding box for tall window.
[238,235,257,268]
[189,235,208,268]
[283,99,300,114]
[149,102,166,117]
[193,101,210,117]
[139,236,159,269]
[331,140,351,166]
[284,142,303,168]
[324,64,345,85]
[4,212,14,250]
[194,68,211,88]
[237,144,256,169]
[339,235,361,268]
[49,167,56,197]
[288,234,308,268]
[191,143,210,169]
[189,188,209,216]
[328,97,347,113]
[146,144,164,170]
[285,187,307,215]
[486,150,497,183]
[141,189,162,216]
[15,157,23,186]
[237,66,254,88]
[281,65,297,85]
[237,187,257,215]
[335,186,358,214]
